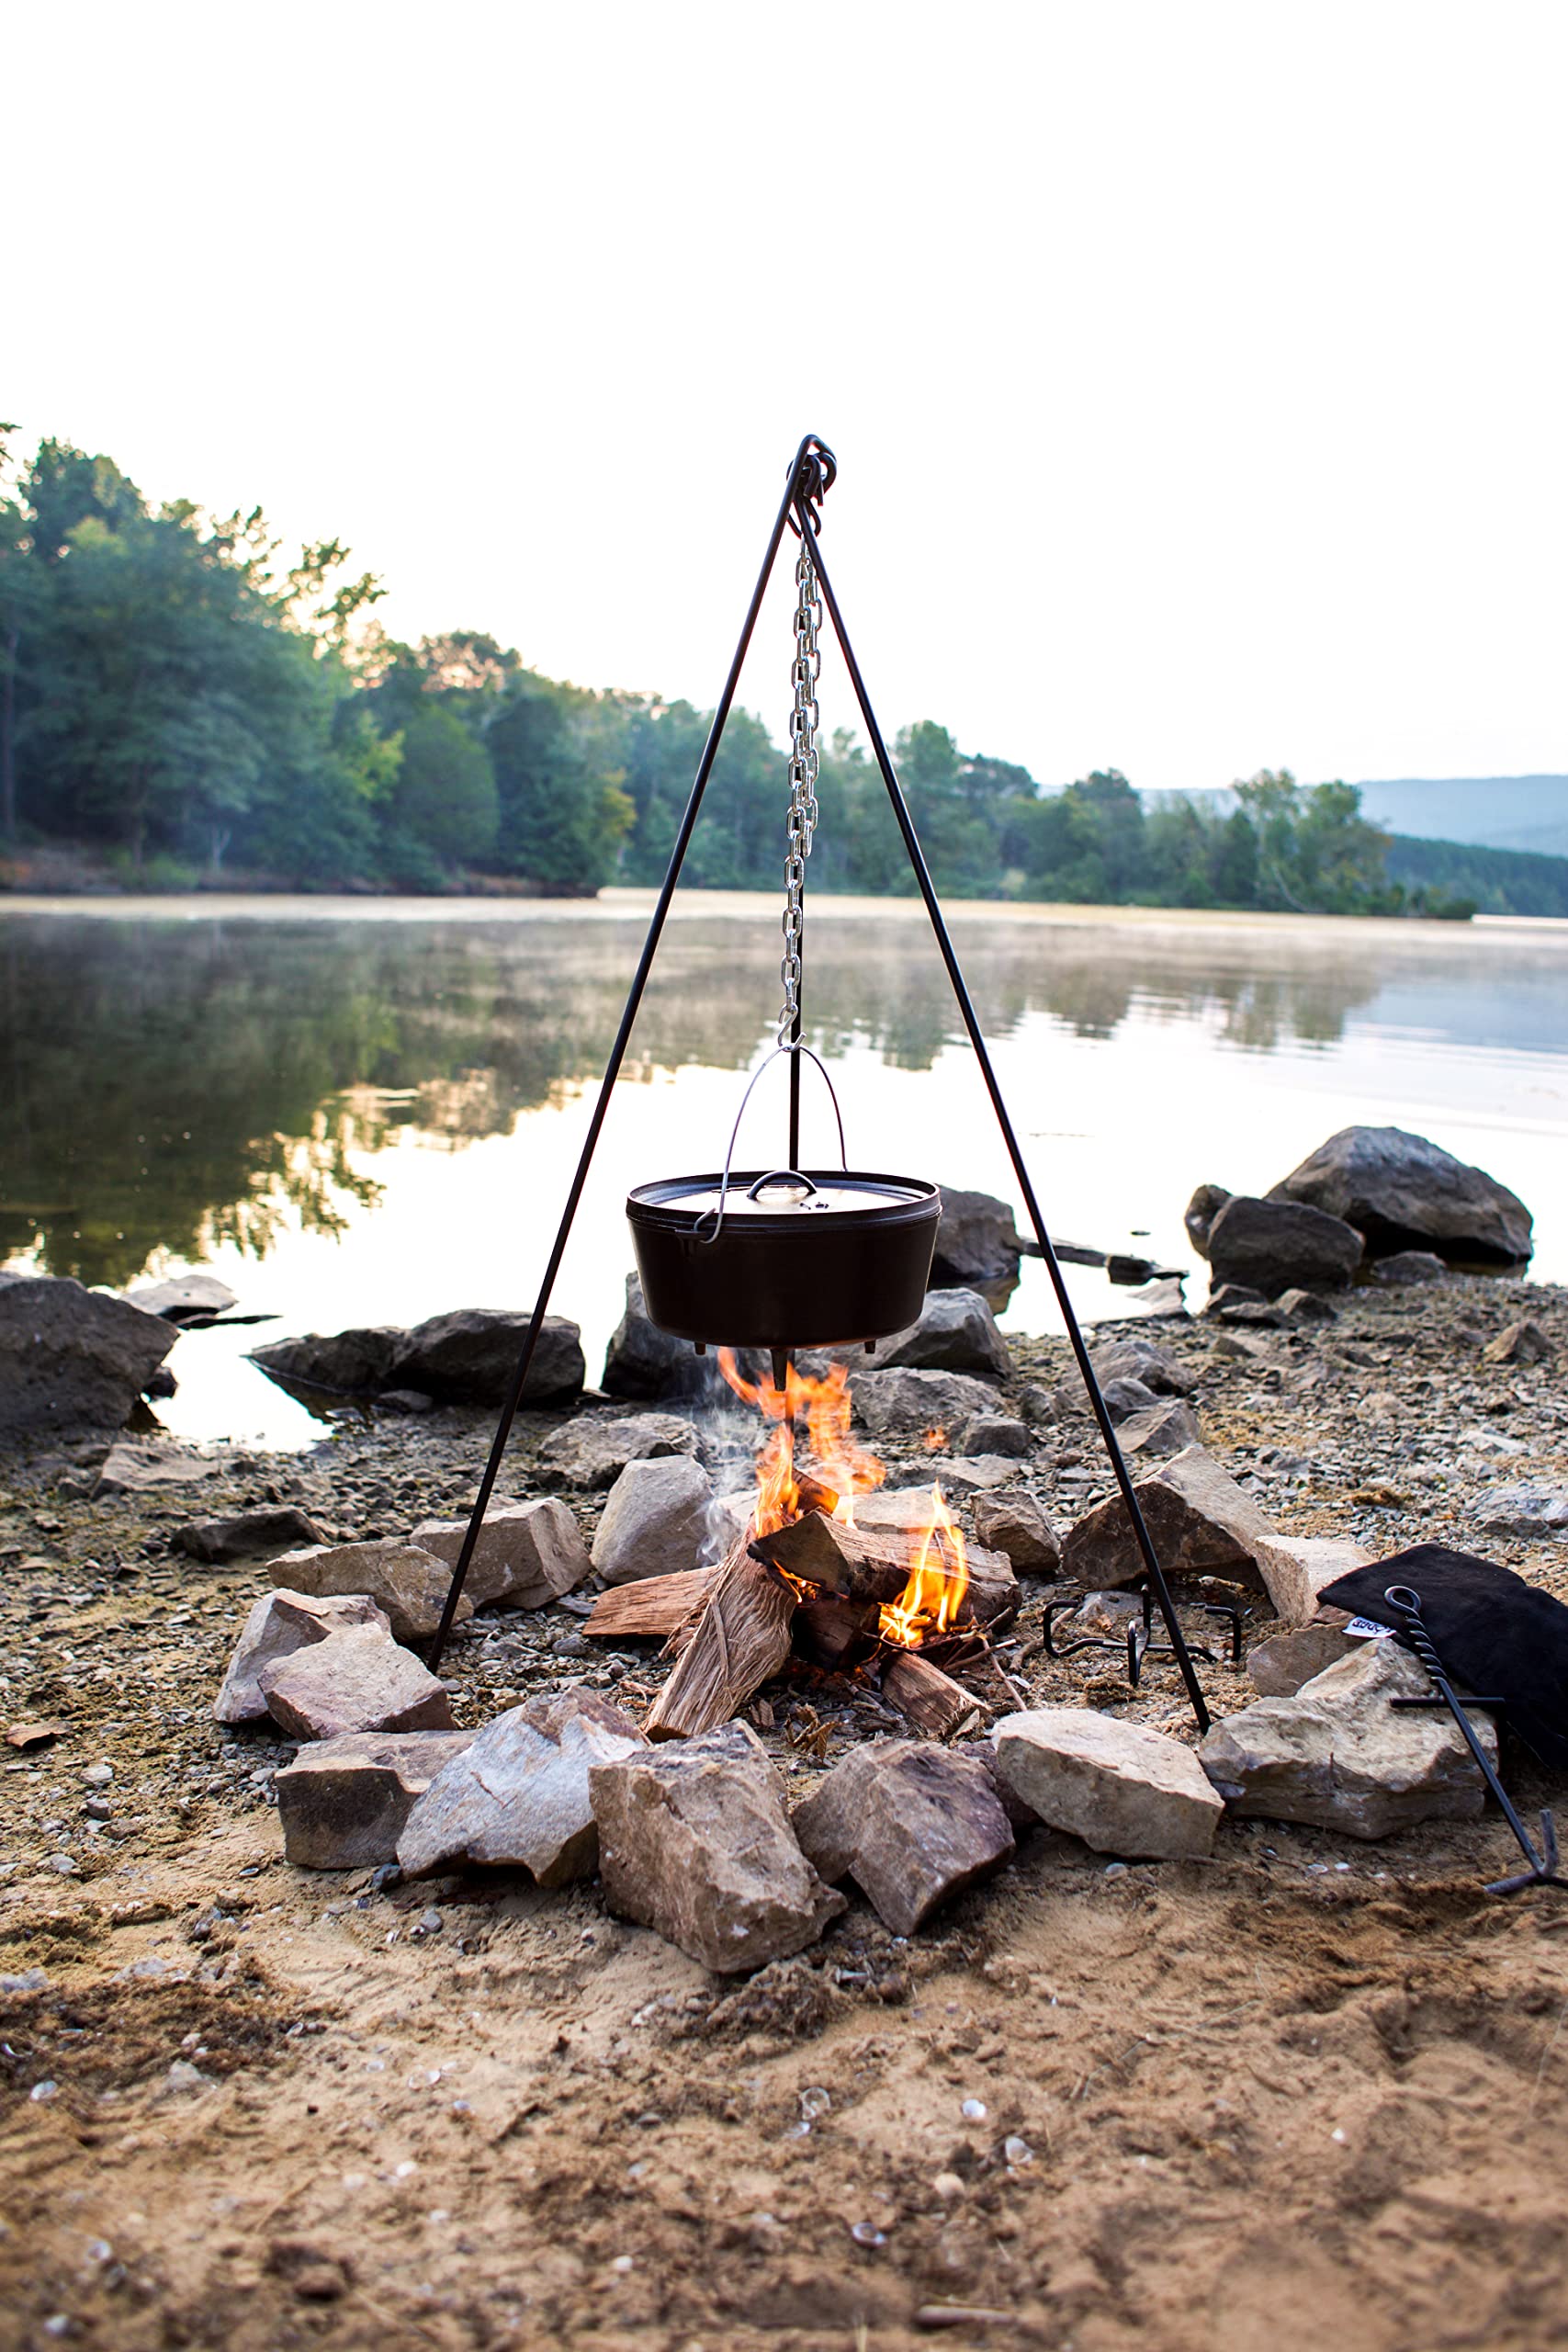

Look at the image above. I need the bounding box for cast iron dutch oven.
[626,1166,942,1349]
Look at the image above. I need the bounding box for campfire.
[584,1351,1016,1740]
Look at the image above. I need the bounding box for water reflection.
[2,901,1564,1296]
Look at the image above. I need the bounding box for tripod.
[426,435,1210,1736]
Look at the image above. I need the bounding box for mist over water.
[4,893,1564,1450]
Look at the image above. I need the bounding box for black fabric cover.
[1319,1543,1568,1775]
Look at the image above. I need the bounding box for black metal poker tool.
[424,436,1213,1735]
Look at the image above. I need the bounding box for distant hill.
[1353,777,1568,858]
[1383,833,1568,919]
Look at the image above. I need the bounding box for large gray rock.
[0,1274,176,1441]
[1483,1319,1553,1366]
[259,1631,456,1741]
[175,1508,325,1565]
[592,1455,713,1584]
[409,1498,592,1608]
[390,1308,584,1405]
[1199,1638,1495,1837]
[214,1588,393,1724]
[1468,1484,1568,1539]
[1371,1250,1449,1287]
[792,1741,1014,1934]
[398,1691,644,1884]
[930,1188,1026,1286]
[274,1730,476,1869]
[1206,1195,1363,1295]
[590,1721,845,1973]
[537,1409,697,1489]
[1089,1338,1197,1397]
[1061,1444,1292,1591]
[601,1274,716,1400]
[970,1488,1060,1575]
[268,1539,473,1645]
[865,1288,1012,1379]
[1184,1184,1233,1260]
[124,1273,237,1323]
[250,1325,407,1394]
[1268,1125,1533,1266]
[993,1707,1225,1860]
[960,1415,1032,1458]
[851,1366,1001,1440]
[1247,1619,1365,1697]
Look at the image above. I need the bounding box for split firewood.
[643,1539,798,1741]
[584,1566,718,1644]
[794,1593,876,1672]
[748,1510,916,1607]
[880,1649,987,1739]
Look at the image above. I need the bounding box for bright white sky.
[7,0,1566,792]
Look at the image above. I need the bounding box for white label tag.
[1344,1615,1397,1639]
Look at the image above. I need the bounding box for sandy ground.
[4,1275,1568,2352]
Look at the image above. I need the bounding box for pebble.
[932,2171,966,2201]
[1004,2135,1034,2165]
[851,2222,887,2247]
[83,1763,113,1786]
[29,2080,58,2102]
[961,2098,987,2121]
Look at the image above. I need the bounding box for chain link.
[778,542,822,1045]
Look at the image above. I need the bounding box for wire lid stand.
[426,435,1212,1736]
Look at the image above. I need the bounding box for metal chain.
[778,541,822,1046]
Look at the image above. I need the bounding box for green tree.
[388,705,499,876]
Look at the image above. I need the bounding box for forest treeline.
[0,433,1518,916]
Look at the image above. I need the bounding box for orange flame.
[878,1484,970,1649]
[716,1350,884,1537]
[920,1425,948,1453]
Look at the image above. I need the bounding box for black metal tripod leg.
[801,504,1211,1735]
[423,441,829,1670]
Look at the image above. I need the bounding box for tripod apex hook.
[786,435,837,537]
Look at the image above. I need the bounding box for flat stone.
[1276,1286,1339,1324]
[591,1456,713,1585]
[993,1707,1224,1860]
[1061,1444,1292,1591]
[215,1588,393,1724]
[259,1632,456,1741]
[1199,1638,1495,1838]
[930,1188,1026,1286]
[0,1273,177,1440]
[537,1410,697,1489]
[1268,1124,1533,1266]
[889,1454,1024,1494]
[1372,1250,1449,1286]
[865,1288,1012,1380]
[390,1308,584,1405]
[851,1366,1002,1441]
[268,1540,473,1645]
[1116,1398,1201,1460]
[970,1488,1060,1575]
[1202,1283,1267,1316]
[274,1731,476,1869]
[398,1691,644,1884]
[1468,1484,1568,1539]
[410,1498,592,1609]
[1206,1195,1363,1295]
[590,1720,845,1973]
[96,1442,222,1496]
[1258,1534,1376,1627]
[175,1508,325,1565]
[960,1416,1031,1459]
[792,1741,1014,1934]
[124,1273,238,1323]
[1184,1183,1233,1259]
[1247,1618,1364,1697]
[1089,1339,1197,1397]
[1484,1319,1553,1366]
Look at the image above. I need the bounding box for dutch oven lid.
[628,1169,939,1227]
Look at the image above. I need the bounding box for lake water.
[4,891,1565,1451]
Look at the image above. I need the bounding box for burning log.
[584,1566,718,1645]
[880,1650,987,1739]
[794,1594,874,1672]
[748,1510,913,1608]
[643,1539,798,1741]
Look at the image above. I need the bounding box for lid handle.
[746,1169,819,1201]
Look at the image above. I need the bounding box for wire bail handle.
[694,1045,849,1244]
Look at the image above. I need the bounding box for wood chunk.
[643,1542,798,1740]
[749,1510,914,1605]
[880,1650,986,1738]
[584,1566,718,1642]
[794,1595,877,1671]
